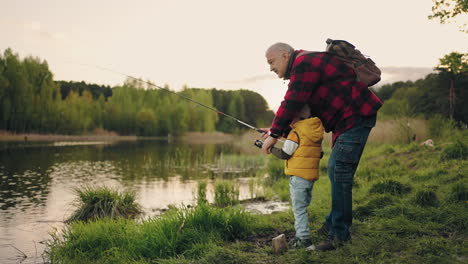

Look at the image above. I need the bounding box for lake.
[0,139,271,264]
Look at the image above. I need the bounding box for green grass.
[441,139,468,160]
[214,181,239,207]
[48,131,468,263]
[196,180,208,205]
[66,186,142,222]
[48,204,257,263]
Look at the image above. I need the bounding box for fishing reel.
[254,139,263,148]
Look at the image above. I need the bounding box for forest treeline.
[0,48,274,136]
[372,53,467,125]
[0,48,466,136]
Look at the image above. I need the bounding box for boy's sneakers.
[288,237,313,250]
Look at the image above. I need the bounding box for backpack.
[325,39,381,87]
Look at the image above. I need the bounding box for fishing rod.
[70,62,272,135]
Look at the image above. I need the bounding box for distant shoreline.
[0,131,236,143]
[0,132,139,142]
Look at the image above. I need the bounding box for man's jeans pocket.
[334,135,363,183]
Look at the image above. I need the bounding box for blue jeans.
[290,176,315,240]
[324,115,376,241]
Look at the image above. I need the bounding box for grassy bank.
[47,136,467,263]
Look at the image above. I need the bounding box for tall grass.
[441,139,468,160]
[48,204,256,263]
[214,181,239,207]
[265,155,285,184]
[427,114,458,139]
[366,117,428,143]
[197,180,208,205]
[67,186,142,222]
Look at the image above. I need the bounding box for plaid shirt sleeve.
[269,54,323,137]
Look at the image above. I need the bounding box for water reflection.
[0,139,266,264]
[0,145,54,212]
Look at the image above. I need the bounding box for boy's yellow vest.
[285,117,324,181]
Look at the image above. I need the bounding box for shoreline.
[0,131,237,143]
[0,132,140,142]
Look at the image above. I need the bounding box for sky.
[1,0,467,110]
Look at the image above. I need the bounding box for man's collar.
[283,50,299,80]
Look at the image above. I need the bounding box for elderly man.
[262,42,382,251]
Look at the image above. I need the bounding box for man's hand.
[262,136,277,154]
[259,128,269,137]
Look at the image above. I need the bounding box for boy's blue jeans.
[324,115,376,241]
[290,176,315,240]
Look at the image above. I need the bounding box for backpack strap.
[296,50,317,57]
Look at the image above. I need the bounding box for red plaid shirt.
[270,51,383,145]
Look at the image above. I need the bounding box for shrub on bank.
[67,186,142,222]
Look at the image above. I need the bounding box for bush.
[441,139,468,160]
[67,186,142,222]
[427,115,456,139]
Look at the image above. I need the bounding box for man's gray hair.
[266,42,294,55]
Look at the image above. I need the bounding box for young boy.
[260,105,324,249]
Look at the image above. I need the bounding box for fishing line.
[66,61,282,141]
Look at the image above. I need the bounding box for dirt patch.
[244,230,295,247]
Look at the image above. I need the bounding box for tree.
[429,0,468,32]
[374,81,414,102]
[136,108,157,136]
[436,52,468,119]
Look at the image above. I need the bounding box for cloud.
[222,74,276,85]
[224,66,435,88]
[379,67,435,85]
[24,21,70,43]
[0,18,70,43]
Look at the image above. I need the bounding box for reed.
[213,181,239,207]
[196,180,208,205]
